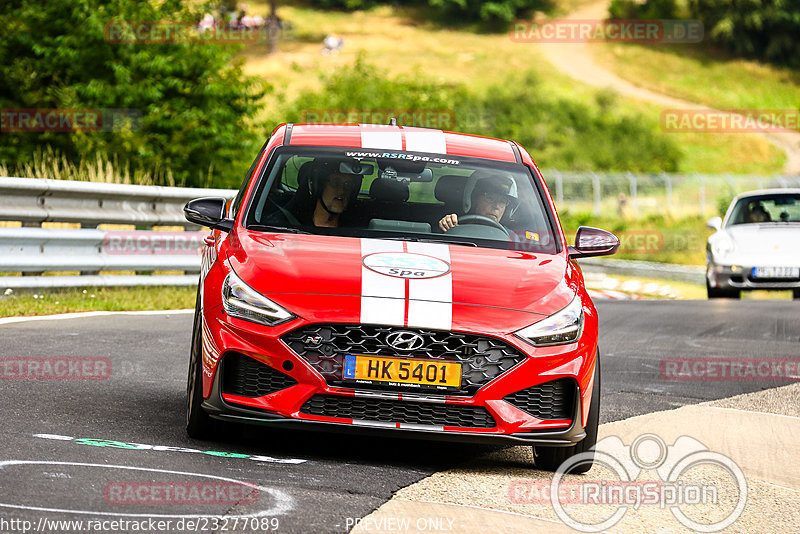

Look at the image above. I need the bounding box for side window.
[230,141,267,219]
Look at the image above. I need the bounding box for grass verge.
[240,4,785,175]
[0,286,196,318]
[591,43,800,114]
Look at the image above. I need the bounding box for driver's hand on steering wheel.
[439,213,458,232]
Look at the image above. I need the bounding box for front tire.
[186,287,216,439]
[532,355,600,474]
[793,289,800,300]
[707,280,740,299]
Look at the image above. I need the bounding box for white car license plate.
[752,266,800,278]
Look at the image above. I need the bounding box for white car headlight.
[515,294,584,347]
[222,270,294,326]
[712,236,735,257]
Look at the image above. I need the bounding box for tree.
[689,0,800,67]
[0,0,266,187]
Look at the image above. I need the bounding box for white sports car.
[706,189,800,299]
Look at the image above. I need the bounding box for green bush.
[472,73,681,172]
[608,0,682,19]
[281,60,681,173]
[0,0,266,187]
[305,0,553,24]
[688,0,800,67]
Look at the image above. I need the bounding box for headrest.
[434,175,466,206]
[369,178,409,202]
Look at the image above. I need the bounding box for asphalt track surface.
[1,300,798,533]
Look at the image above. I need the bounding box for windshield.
[728,194,800,225]
[243,147,559,253]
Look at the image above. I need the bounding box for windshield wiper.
[418,237,478,247]
[380,235,478,247]
[247,224,310,234]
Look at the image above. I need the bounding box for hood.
[716,224,800,264]
[225,231,574,329]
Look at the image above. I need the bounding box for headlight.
[222,270,295,326]
[515,294,584,347]
[711,237,735,257]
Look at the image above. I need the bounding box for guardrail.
[0,176,716,290]
[0,177,236,289]
[578,258,705,285]
[0,177,236,228]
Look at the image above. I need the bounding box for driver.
[438,171,519,232]
[745,202,771,223]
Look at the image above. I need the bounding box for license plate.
[343,355,461,390]
[752,266,800,278]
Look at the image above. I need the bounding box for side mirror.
[568,226,620,259]
[184,197,234,232]
[706,216,722,231]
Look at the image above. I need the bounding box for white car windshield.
[728,193,800,225]
[244,147,559,253]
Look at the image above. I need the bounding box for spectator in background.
[322,34,344,55]
[198,13,215,32]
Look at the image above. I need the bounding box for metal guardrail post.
[554,170,564,205]
[626,171,638,216]
[592,172,601,216]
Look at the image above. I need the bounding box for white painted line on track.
[0,460,295,518]
[0,309,193,326]
[753,479,800,494]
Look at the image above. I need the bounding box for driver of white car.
[438,171,520,232]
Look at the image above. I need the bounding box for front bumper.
[707,262,800,290]
[201,363,587,446]
[199,314,596,447]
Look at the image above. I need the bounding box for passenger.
[438,172,519,232]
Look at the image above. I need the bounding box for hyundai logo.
[386,331,425,351]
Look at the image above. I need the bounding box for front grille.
[282,324,526,395]
[301,394,496,428]
[503,378,575,420]
[221,352,298,398]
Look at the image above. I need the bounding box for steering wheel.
[457,215,509,236]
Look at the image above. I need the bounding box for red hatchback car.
[184,123,619,472]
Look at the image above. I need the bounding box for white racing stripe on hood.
[405,242,452,330]
[360,127,402,150]
[404,130,446,154]
[360,239,405,326]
